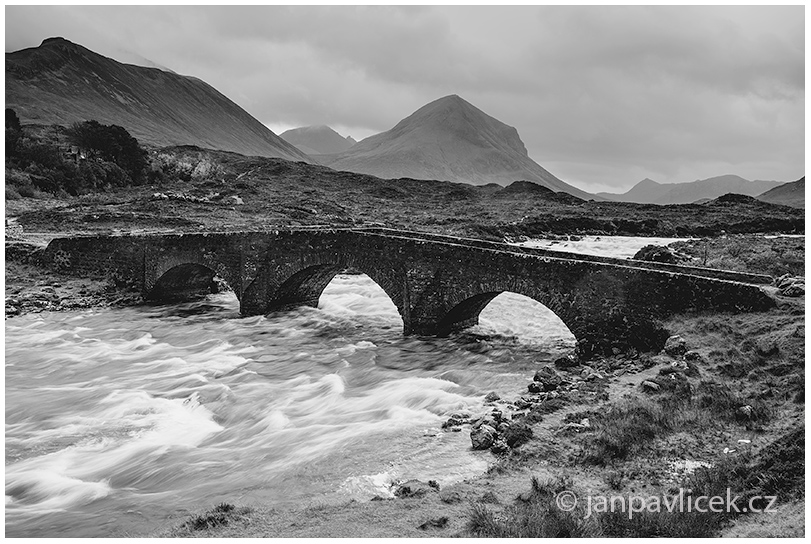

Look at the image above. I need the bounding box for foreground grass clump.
[467,476,599,537]
[170,503,253,535]
[581,400,671,464]
[581,380,771,465]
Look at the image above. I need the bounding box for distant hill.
[494,180,585,205]
[756,177,804,208]
[5,37,310,162]
[598,174,784,205]
[280,125,357,155]
[322,94,595,200]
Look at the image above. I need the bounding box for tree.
[6,108,22,158]
[66,120,147,183]
[6,108,21,132]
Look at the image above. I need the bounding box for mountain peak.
[41,36,69,46]
[7,37,310,162]
[323,95,595,200]
[280,125,356,154]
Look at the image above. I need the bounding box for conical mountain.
[280,125,356,155]
[5,37,310,162]
[324,95,593,199]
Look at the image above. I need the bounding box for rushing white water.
[512,235,693,259]
[5,274,574,537]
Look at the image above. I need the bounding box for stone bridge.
[42,228,775,358]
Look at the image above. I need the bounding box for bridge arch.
[431,269,670,358]
[147,263,224,301]
[240,249,406,322]
[436,285,578,337]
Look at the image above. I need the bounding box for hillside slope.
[757,177,804,208]
[5,37,310,162]
[323,95,594,200]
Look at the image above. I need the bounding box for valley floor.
[4,183,804,538]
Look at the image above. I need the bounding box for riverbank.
[154,296,804,537]
[5,241,144,318]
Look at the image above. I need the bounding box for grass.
[467,476,600,537]
[165,503,253,536]
[470,425,803,538]
[581,399,672,464]
[582,379,771,465]
[670,236,804,277]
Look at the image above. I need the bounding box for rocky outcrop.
[776,274,804,297]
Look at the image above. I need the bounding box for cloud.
[5,5,804,190]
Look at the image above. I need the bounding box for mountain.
[597,178,669,203]
[322,94,595,200]
[598,174,784,205]
[756,177,804,208]
[280,125,357,155]
[5,37,310,162]
[494,180,585,205]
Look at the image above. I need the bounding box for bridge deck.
[351,227,773,285]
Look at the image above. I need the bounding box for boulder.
[439,490,462,504]
[781,284,804,297]
[632,244,678,264]
[684,350,703,362]
[395,479,438,498]
[490,439,510,454]
[441,416,466,430]
[736,405,754,420]
[533,366,563,391]
[776,275,805,297]
[580,365,605,381]
[471,415,497,431]
[470,424,497,450]
[514,397,533,410]
[496,421,511,435]
[670,360,689,372]
[484,391,500,403]
[641,380,661,392]
[418,516,448,530]
[554,354,579,370]
[664,335,688,357]
[503,422,533,448]
[527,382,543,393]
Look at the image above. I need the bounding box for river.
[5,272,579,537]
[6,235,703,537]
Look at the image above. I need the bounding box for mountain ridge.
[5,37,310,162]
[322,94,595,200]
[598,174,784,205]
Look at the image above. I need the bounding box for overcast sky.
[5,5,805,193]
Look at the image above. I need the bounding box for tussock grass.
[582,400,671,464]
[467,476,600,538]
[582,380,771,465]
[164,502,253,536]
